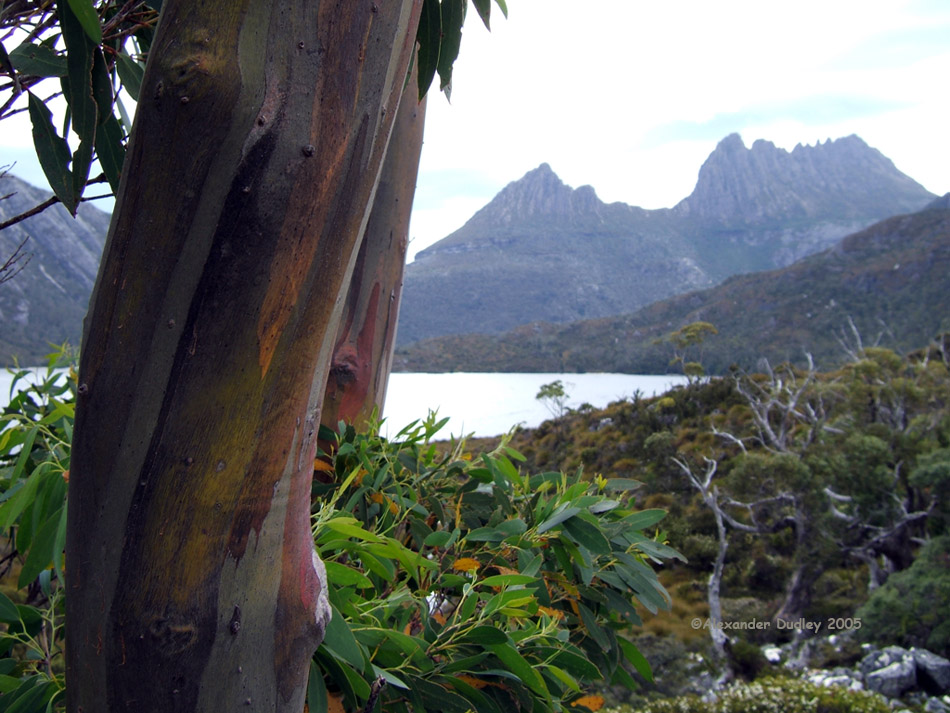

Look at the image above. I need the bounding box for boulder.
[913,649,950,694]
[924,697,950,713]
[866,658,918,698]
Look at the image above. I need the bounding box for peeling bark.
[323,69,426,433]
[65,2,422,712]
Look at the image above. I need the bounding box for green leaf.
[0,590,20,623]
[460,625,508,645]
[0,674,22,694]
[488,642,548,697]
[307,660,327,713]
[372,665,409,690]
[91,49,114,122]
[115,51,144,101]
[319,604,366,669]
[549,649,602,681]
[415,0,441,99]
[445,676,505,713]
[603,589,642,626]
[479,573,535,587]
[95,114,126,192]
[620,508,667,531]
[61,0,99,168]
[543,663,581,692]
[537,506,580,534]
[323,560,373,589]
[4,677,53,713]
[322,519,383,543]
[71,138,95,204]
[437,0,465,95]
[18,505,65,588]
[52,500,68,584]
[356,549,395,581]
[66,0,103,44]
[493,0,508,18]
[27,94,75,211]
[603,478,644,492]
[0,42,14,80]
[9,43,67,77]
[471,0,492,29]
[410,676,474,713]
[619,637,653,682]
[562,516,611,555]
[423,529,456,548]
[577,602,610,652]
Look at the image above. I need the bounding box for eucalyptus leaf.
[562,515,611,555]
[0,591,20,624]
[437,0,465,96]
[9,43,67,77]
[537,506,580,534]
[115,51,144,101]
[95,114,126,192]
[319,604,366,670]
[307,661,328,713]
[19,505,65,588]
[619,637,653,682]
[66,0,103,44]
[27,94,75,211]
[415,0,441,99]
[488,643,549,697]
[620,508,668,531]
[471,0,492,29]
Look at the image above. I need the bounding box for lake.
[382,372,687,438]
[0,369,687,439]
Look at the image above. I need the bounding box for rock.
[762,645,782,664]
[925,697,950,713]
[866,658,918,698]
[807,667,864,691]
[860,646,910,677]
[913,649,950,694]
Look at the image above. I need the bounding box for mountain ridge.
[396,134,935,346]
[393,197,950,374]
[0,174,109,364]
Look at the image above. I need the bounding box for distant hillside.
[392,197,950,374]
[0,174,109,365]
[397,134,935,346]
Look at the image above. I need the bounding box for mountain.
[396,164,705,345]
[0,174,109,365]
[392,197,950,374]
[396,134,935,346]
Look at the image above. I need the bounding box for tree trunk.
[322,69,426,434]
[65,2,422,712]
[773,508,818,625]
[707,501,730,666]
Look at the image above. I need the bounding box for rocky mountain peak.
[464,163,604,227]
[675,134,934,225]
[1,173,110,364]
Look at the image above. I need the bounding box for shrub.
[606,675,893,713]
[311,414,687,713]
[0,350,75,711]
[856,535,950,657]
[1,363,683,713]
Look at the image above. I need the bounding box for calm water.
[0,369,687,439]
[382,372,687,438]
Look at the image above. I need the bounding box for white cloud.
[411,0,950,253]
[3,0,948,253]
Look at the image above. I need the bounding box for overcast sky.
[410,0,950,260]
[3,0,948,263]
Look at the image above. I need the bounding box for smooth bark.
[322,70,426,433]
[65,2,421,712]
